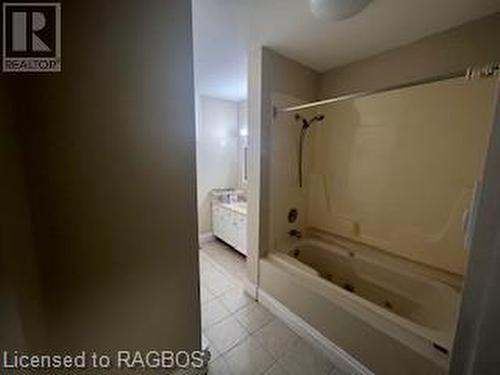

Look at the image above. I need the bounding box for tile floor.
[200,241,343,375]
[200,240,247,282]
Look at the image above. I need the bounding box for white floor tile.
[205,315,249,354]
[208,355,233,375]
[201,298,231,329]
[253,319,299,360]
[278,339,333,375]
[202,267,223,283]
[202,333,221,363]
[199,259,214,279]
[205,269,235,296]
[225,336,275,375]
[199,245,342,375]
[219,288,254,313]
[200,241,247,282]
[235,302,274,334]
[264,361,289,375]
[200,285,216,305]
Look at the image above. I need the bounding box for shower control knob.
[289,229,302,239]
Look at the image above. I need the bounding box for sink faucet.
[289,229,302,239]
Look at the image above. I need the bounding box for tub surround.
[306,77,496,276]
[268,77,496,280]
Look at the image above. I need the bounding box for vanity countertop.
[216,201,247,216]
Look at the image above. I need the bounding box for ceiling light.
[309,0,372,21]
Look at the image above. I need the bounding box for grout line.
[201,285,285,373]
[221,334,280,375]
[200,254,245,288]
[200,243,247,282]
[201,249,311,374]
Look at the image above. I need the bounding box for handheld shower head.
[294,113,325,188]
[295,113,325,129]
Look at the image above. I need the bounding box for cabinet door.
[222,209,233,245]
[227,211,239,248]
[230,213,246,256]
[212,205,221,237]
[238,215,247,256]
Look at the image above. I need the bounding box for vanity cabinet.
[212,204,247,256]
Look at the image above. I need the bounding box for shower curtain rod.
[274,63,500,115]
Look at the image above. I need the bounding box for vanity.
[211,190,247,256]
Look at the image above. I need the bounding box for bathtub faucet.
[289,229,302,239]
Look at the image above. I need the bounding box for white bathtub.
[267,238,460,369]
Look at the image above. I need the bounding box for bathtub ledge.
[258,287,374,375]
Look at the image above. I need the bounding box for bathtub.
[266,238,460,370]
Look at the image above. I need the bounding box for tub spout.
[289,229,302,239]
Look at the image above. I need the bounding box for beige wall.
[197,96,239,235]
[259,48,320,255]
[320,12,500,99]
[1,0,200,358]
[246,47,320,286]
